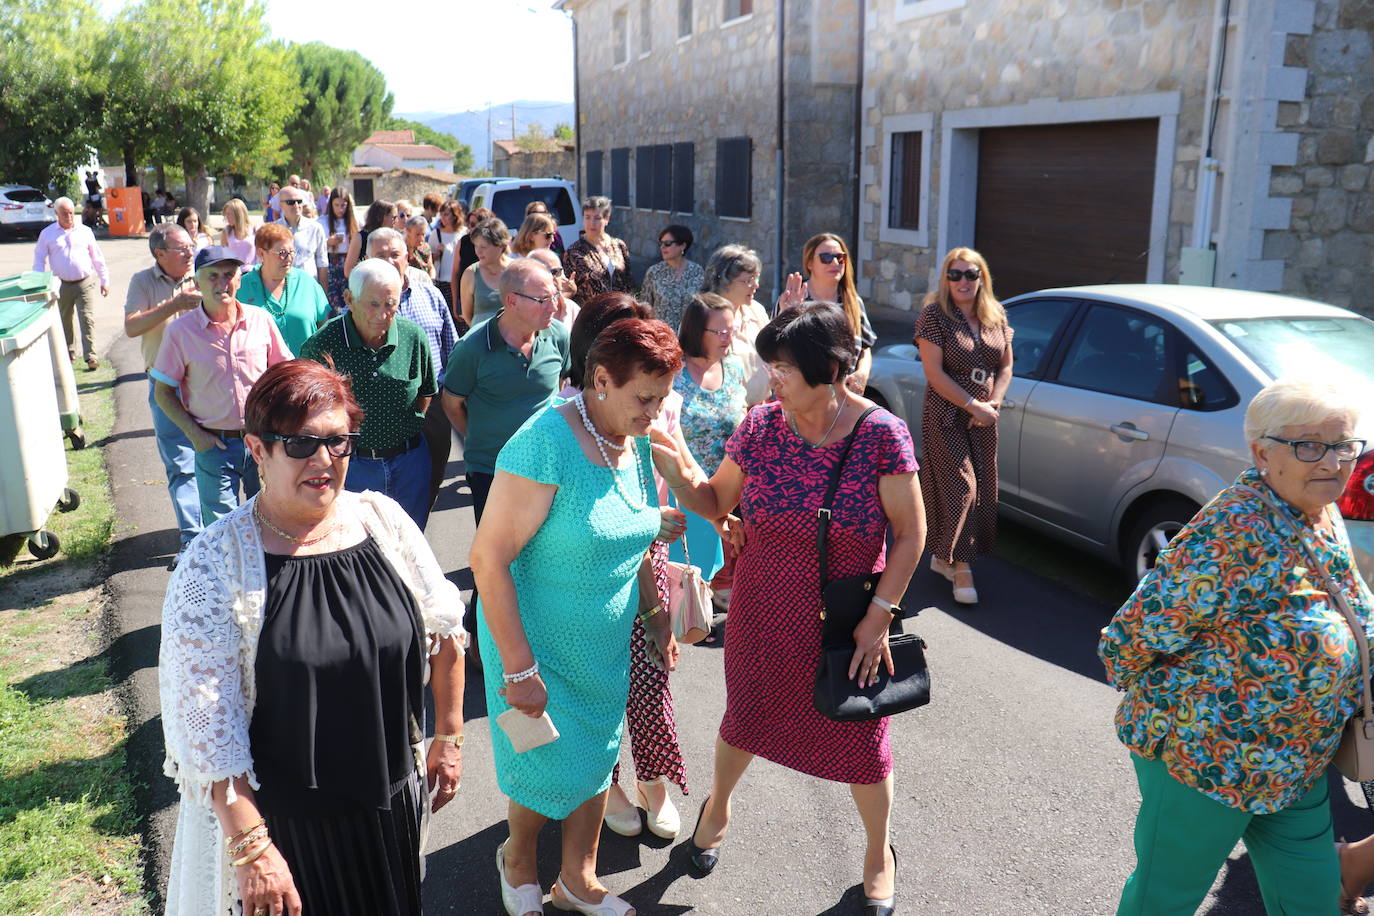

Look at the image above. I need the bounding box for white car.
[469,178,582,250]
[0,185,55,237]
[865,284,1374,583]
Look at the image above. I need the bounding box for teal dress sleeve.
[495,409,563,486]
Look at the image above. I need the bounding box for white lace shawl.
[158,490,466,916]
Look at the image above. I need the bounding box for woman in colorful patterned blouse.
[564,196,633,305]
[641,224,704,333]
[1099,376,1372,915]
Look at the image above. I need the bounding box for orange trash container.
[106,187,145,237]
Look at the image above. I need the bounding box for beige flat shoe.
[551,875,635,915]
[635,778,680,839]
[952,569,978,605]
[930,557,954,581]
[602,787,642,836]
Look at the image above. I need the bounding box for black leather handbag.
[812,407,931,723]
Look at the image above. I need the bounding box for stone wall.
[568,0,782,289]
[495,147,578,180]
[1266,0,1374,313]
[859,0,1215,310]
[375,172,454,207]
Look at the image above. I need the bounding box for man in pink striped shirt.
[31,197,109,370]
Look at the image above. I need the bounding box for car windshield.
[489,187,575,229]
[5,188,46,203]
[1209,316,1374,387]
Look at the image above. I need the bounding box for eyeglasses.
[540,231,556,239]
[765,362,798,379]
[1264,435,1366,463]
[817,251,846,265]
[947,268,982,282]
[707,328,734,341]
[260,432,360,459]
[659,239,683,248]
[162,246,195,256]
[281,199,303,206]
[271,248,295,260]
[512,290,555,306]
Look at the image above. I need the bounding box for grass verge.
[0,359,149,915]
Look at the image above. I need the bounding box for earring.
[1259,468,1267,477]
[597,392,606,401]
[828,382,836,399]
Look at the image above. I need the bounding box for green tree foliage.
[0,0,104,189]
[104,0,299,215]
[382,117,474,175]
[553,123,574,141]
[284,43,392,186]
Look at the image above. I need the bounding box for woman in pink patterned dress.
[651,301,925,915]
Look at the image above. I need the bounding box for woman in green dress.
[471,317,684,916]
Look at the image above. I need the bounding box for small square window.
[725,0,753,20]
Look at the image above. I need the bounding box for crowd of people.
[66,173,1365,916]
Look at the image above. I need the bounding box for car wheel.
[1123,497,1199,581]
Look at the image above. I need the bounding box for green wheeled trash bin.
[0,297,79,563]
[0,271,84,448]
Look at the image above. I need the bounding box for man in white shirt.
[31,197,109,369]
[273,187,329,289]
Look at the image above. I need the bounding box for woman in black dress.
[159,359,467,916]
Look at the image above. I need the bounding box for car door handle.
[1000,399,1016,409]
[1110,423,1149,442]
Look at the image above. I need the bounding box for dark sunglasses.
[549,266,565,277]
[817,251,846,265]
[659,239,683,248]
[281,199,303,206]
[947,268,982,282]
[261,432,360,459]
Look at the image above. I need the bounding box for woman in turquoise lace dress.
[671,293,748,581]
[471,318,683,916]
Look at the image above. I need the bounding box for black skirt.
[262,768,424,916]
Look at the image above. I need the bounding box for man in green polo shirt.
[299,258,437,528]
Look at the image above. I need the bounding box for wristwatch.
[870,596,901,615]
[433,733,464,747]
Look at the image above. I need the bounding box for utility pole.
[486,102,493,171]
[511,102,517,141]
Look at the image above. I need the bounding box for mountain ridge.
[397,100,575,168]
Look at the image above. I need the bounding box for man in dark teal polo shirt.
[442,258,569,523]
[300,258,437,528]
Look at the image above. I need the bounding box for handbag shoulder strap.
[1246,483,1373,722]
[816,406,881,590]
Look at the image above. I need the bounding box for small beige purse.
[1250,485,1374,781]
[664,537,713,644]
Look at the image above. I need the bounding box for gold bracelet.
[227,826,268,857]
[231,840,273,868]
[224,818,266,848]
[433,733,464,747]
[638,604,663,621]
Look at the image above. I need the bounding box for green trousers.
[1118,753,1340,915]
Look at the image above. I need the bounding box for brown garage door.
[974,119,1157,298]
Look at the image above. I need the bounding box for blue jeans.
[194,434,259,526]
[344,438,431,530]
[149,380,202,547]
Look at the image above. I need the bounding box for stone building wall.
[859,0,1215,310]
[1266,0,1374,312]
[566,0,782,288]
[495,147,577,180]
[375,172,457,207]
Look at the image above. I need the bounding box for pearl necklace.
[575,393,647,510]
[788,402,844,448]
[253,500,339,546]
[575,391,627,450]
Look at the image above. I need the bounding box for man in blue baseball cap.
[151,245,294,524]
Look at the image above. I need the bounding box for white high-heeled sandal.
[551,875,635,915]
[930,556,954,581]
[635,777,680,839]
[496,840,544,916]
[952,568,979,605]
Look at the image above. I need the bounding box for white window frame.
[639,0,652,58]
[612,6,630,68]
[721,0,753,29]
[878,113,933,249]
[895,0,967,23]
[936,92,1180,284]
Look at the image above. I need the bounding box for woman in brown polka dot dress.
[913,247,1013,606]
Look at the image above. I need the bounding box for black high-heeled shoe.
[863,844,897,916]
[685,795,721,878]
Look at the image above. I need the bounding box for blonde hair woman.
[512,212,559,257]
[912,247,1012,606]
[220,198,257,267]
[780,233,878,394]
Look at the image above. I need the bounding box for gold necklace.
[253,500,338,546]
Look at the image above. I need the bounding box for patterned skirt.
[326,255,348,317]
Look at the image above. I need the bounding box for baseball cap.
[194,246,244,272]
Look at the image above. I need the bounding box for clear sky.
[97,0,575,114]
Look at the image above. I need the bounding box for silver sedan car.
[865,284,1374,583]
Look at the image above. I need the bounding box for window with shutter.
[653,145,673,210]
[613,8,629,65]
[636,146,653,209]
[678,0,693,37]
[724,0,753,20]
[585,151,604,197]
[888,131,922,230]
[611,148,630,205]
[672,142,694,213]
[715,136,752,219]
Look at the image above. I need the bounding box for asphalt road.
[4,234,1366,914]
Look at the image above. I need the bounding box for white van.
[469,178,582,250]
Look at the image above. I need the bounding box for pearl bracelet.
[502,662,540,684]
